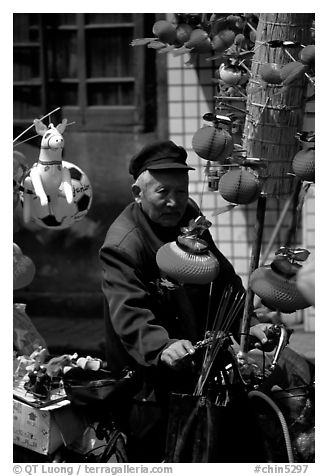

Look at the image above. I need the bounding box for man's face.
[137,170,189,227]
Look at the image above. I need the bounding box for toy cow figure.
[23,118,73,223]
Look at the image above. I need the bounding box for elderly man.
[99,140,313,462]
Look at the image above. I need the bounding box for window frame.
[13,13,154,132]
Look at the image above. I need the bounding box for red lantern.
[299,45,315,66]
[192,125,233,162]
[249,265,311,313]
[13,243,36,290]
[280,61,309,86]
[218,64,242,85]
[152,20,176,44]
[212,29,235,52]
[218,168,260,204]
[259,63,282,84]
[175,23,193,45]
[156,237,220,285]
[185,28,212,53]
[292,142,315,182]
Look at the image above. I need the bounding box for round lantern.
[20,161,93,230]
[175,23,193,45]
[185,28,212,53]
[212,30,235,52]
[249,265,311,313]
[13,243,36,290]
[156,237,220,285]
[259,63,282,84]
[292,143,315,182]
[299,45,315,66]
[192,126,233,163]
[280,61,309,85]
[152,20,176,44]
[218,168,260,204]
[218,64,242,85]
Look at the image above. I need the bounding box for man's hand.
[160,339,195,368]
[253,297,281,323]
[249,322,274,348]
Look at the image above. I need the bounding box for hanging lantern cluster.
[131,13,258,74]
[156,216,220,285]
[292,132,315,182]
[249,247,312,313]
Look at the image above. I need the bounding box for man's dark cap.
[129,140,195,179]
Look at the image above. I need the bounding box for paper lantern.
[20,161,93,230]
[212,30,235,52]
[185,28,212,53]
[280,61,309,86]
[299,45,315,66]
[260,63,282,84]
[13,243,36,290]
[156,237,220,285]
[218,168,260,204]
[249,265,311,313]
[175,24,193,45]
[152,20,176,44]
[218,65,242,85]
[292,144,315,182]
[192,126,233,162]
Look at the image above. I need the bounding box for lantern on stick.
[156,216,220,285]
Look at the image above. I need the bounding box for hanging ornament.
[20,161,93,230]
[175,23,193,45]
[185,28,212,53]
[292,135,315,182]
[192,125,233,162]
[20,118,75,224]
[259,63,282,84]
[152,20,177,44]
[212,29,236,53]
[280,61,309,86]
[299,45,315,66]
[13,243,36,290]
[217,64,242,85]
[218,167,260,204]
[249,247,312,313]
[156,217,220,285]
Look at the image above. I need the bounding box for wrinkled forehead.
[148,169,189,188]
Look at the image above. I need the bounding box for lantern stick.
[13,121,76,148]
[204,281,214,336]
[13,133,40,148]
[240,194,267,353]
[13,107,61,144]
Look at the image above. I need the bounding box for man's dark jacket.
[100,199,244,390]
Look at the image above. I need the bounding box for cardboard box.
[13,398,85,455]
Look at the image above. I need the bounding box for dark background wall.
[13,13,167,323]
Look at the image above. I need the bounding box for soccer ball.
[20,161,93,230]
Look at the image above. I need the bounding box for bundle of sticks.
[194,284,245,396]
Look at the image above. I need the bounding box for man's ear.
[131,184,142,203]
